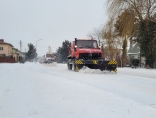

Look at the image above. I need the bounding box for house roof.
[127,43,140,55]
[12,47,18,51]
[0,39,14,47]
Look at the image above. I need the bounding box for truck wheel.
[69,64,72,70]
[74,63,80,72]
[73,60,77,71]
[68,63,72,70]
[73,63,76,71]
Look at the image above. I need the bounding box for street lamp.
[35,39,43,63]
[36,39,43,55]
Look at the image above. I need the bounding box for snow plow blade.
[74,59,117,72]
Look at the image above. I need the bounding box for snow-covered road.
[0,63,156,118]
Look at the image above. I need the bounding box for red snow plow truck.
[67,38,117,72]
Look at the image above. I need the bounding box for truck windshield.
[77,40,98,48]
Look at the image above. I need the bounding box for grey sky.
[0,0,108,56]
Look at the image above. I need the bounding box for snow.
[0,62,156,118]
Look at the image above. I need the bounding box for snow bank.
[79,66,103,74]
[43,62,57,67]
[79,66,116,74]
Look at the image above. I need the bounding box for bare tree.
[87,28,104,46]
[107,0,156,22]
[88,28,101,40]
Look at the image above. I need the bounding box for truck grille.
[79,53,101,60]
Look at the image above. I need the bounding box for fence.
[0,57,16,63]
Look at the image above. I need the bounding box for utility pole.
[20,40,22,52]
[35,39,43,64]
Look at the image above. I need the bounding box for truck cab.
[68,38,103,60]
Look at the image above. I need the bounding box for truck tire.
[73,63,76,71]
[68,63,72,70]
[73,60,77,72]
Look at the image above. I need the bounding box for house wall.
[0,44,13,56]
[129,54,139,59]
[13,53,18,61]
[12,49,19,61]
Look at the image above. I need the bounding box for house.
[12,48,19,62]
[11,48,26,62]
[18,51,25,62]
[0,39,14,57]
[127,42,140,58]
[127,42,145,66]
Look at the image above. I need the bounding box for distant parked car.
[20,60,25,64]
[131,59,139,68]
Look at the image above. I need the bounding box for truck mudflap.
[74,59,117,72]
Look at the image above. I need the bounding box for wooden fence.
[0,57,16,63]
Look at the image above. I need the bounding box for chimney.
[0,39,4,42]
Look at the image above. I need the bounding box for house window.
[0,47,3,50]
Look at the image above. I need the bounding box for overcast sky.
[0,0,108,56]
